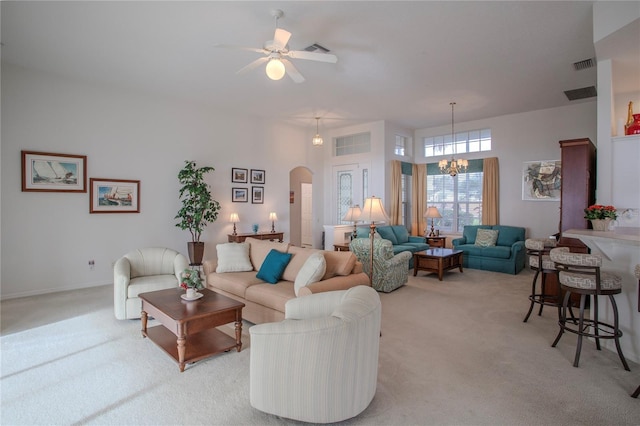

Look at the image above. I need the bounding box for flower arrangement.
[583,204,617,220]
[180,268,204,290]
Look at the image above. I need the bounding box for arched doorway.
[289,167,313,247]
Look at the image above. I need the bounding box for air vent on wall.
[564,86,597,101]
[304,43,330,53]
[573,58,595,71]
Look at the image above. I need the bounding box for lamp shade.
[423,206,442,219]
[266,59,285,80]
[229,213,240,223]
[361,196,388,223]
[342,205,362,222]
[269,212,278,221]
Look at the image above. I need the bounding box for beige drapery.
[390,160,403,225]
[411,163,426,236]
[482,157,499,225]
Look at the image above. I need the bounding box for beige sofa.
[203,238,369,324]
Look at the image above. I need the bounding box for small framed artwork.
[252,186,264,204]
[250,169,265,184]
[232,168,248,183]
[522,160,562,201]
[90,178,140,213]
[22,150,87,192]
[232,187,248,202]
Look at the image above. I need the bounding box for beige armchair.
[113,247,189,320]
[249,285,381,423]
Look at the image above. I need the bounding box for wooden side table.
[333,243,351,252]
[228,232,284,243]
[425,236,446,248]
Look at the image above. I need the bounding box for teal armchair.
[350,236,412,293]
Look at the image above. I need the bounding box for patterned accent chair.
[549,248,629,370]
[350,235,412,293]
[249,286,381,423]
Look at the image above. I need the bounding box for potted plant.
[583,204,617,231]
[175,160,221,265]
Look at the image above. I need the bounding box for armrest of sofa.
[113,257,131,320]
[297,272,370,297]
[387,251,412,267]
[203,259,217,275]
[285,290,348,320]
[452,237,467,247]
[511,241,525,254]
[408,236,427,243]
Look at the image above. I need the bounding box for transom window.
[395,135,408,156]
[335,132,371,156]
[423,129,491,158]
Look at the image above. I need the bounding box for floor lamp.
[423,206,442,237]
[342,205,362,240]
[361,196,389,286]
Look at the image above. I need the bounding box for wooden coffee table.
[139,287,245,372]
[413,248,464,281]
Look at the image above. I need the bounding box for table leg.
[438,258,444,281]
[141,310,148,338]
[177,335,186,372]
[235,320,243,352]
[413,256,418,276]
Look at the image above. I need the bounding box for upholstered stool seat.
[549,248,629,370]
[523,238,564,322]
[632,264,640,398]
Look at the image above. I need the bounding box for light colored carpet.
[2,268,640,425]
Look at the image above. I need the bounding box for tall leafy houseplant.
[175,161,221,265]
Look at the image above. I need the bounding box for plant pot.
[187,241,205,266]
[589,218,611,231]
[185,288,197,299]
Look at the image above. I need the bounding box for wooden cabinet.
[228,232,284,243]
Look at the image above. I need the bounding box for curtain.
[390,160,402,225]
[482,157,499,225]
[411,163,426,236]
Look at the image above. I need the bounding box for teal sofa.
[355,225,429,268]
[452,225,526,274]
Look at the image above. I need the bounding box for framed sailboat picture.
[22,150,87,192]
[90,178,140,213]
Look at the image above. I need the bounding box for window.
[424,129,491,158]
[395,135,407,156]
[337,171,353,224]
[334,163,369,224]
[401,174,411,227]
[426,161,483,232]
[335,132,371,156]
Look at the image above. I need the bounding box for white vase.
[590,218,611,231]
[185,288,197,299]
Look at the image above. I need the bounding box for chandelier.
[312,117,324,146]
[438,102,468,177]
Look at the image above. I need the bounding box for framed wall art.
[90,178,140,213]
[522,160,561,201]
[232,187,248,202]
[250,169,265,184]
[22,150,87,192]
[252,186,264,204]
[232,168,248,183]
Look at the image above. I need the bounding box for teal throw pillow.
[475,229,499,247]
[256,249,293,284]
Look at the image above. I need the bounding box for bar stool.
[632,264,640,398]
[549,248,630,370]
[523,238,564,322]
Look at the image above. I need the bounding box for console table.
[228,232,284,243]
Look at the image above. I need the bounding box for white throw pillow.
[294,252,326,296]
[215,243,253,273]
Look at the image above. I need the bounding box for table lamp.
[342,204,362,240]
[423,206,442,237]
[229,213,239,236]
[361,196,389,286]
[269,212,278,233]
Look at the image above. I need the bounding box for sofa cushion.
[322,251,357,280]
[294,252,326,296]
[393,244,418,255]
[245,238,289,271]
[403,242,430,251]
[392,226,410,244]
[127,275,179,298]
[256,249,293,284]
[215,243,253,273]
[494,226,525,247]
[245,282,295,313]
[475,229,499,247]
[282,246,320,282]
[480,246,513,259]
[376,226,398,245]
[207,271,265,298]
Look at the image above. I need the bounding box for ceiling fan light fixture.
[312,117,324,146]
[266,58,285,80]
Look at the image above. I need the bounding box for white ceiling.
[1,1,626,130]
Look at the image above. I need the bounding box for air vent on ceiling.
[573,58,595,71]
[564,86,597,101]
[304,43,330,53]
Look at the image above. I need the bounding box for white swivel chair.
[249,285,381,423]
[113,247,189,320]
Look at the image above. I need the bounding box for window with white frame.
[401,173,411,227]
[423,129,491,158]
[395,135,408,156]
[335,132,371,156]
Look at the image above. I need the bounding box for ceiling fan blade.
[214,44,267,54]
[236,57,268,75]
[282,59,305,83]
[287,50,338,63]
[273,28,291,50]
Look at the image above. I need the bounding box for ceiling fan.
[215,9,338,83]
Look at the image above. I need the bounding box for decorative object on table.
[232,187,248,202]
[438,102,468,177]
[229,213,239,235]
[175,161,221,266]
[423,206,442,237]
[180,267,204,300]
[250,169,265,184]
[269,212,278,233]
[522,160,561,201]
[21,150,87,192]
[252,186,264,204]
[584,204,617,231]
[89,178,140,213]
[252,223,259,234]
[626,114,640,135]
[361,196,389,286]
[342,204,362,240]
[231,167,248,183]
[312,117,324,146]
